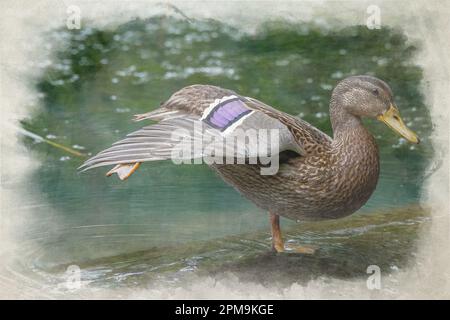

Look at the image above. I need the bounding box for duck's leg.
[270,212,284,253]
[269,212,317,254]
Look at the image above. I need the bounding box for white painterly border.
[0,0,449,299]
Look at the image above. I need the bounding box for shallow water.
[0,205,431,298]
[6,17,433,296]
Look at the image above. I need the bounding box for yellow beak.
[377,104,420,144]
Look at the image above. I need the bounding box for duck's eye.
[372,88,379,96]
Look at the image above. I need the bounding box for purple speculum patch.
[203,97,252,131]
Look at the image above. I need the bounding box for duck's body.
[80,76,418,252]
[212,121,379,221]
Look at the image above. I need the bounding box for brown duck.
[79,75,419,253]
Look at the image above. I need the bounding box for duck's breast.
[210,128,380,221]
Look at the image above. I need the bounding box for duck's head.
[331,75,419,144]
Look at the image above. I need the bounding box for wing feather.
[79,86,316,175]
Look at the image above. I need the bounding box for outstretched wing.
[78,85,317,178]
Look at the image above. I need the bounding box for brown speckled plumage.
[144,80,380,221]
[80,75,419,250]
[212,122,379,221]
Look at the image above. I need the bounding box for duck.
[79,75,419,253]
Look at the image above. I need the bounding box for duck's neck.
[329,99,378,156]
[330,109,364,142]
[328,100,380,211]
[329,84,368,144]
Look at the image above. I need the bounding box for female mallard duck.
[80,75,419,253]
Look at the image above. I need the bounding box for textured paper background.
[1,0,449,298]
